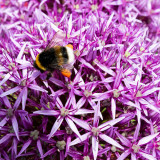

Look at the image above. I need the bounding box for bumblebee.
[34,31,75,78]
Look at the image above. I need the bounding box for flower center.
[91,127,100,136]
[58,8,62,13]
[56,140,66,150]
[124,51,130,57]
[60,107,69,117]
[113,89,120,98]
[20,79,27,86]
[91,4,97,11]
[83,156,90,160]
[111,146,117,152]
[146,60,152,65]
[140,47,145,52]
[8,63,15,70]
[136,91,142,97]
[74,49,80,57]
[84,90,92,98]
[132,144,140,153]
[74,4,79,9]
[156,141,160,150]
[30,130,39,140]
[7,108,13,118]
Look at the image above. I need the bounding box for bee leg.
[46,72,52,80]
[40,70,44,73]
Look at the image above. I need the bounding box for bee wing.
[48,58,73,70]
[45,30,66,51]
[61,63,74,70]
[48,59,74,78]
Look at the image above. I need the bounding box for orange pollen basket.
[66,44,73,49]
[61,69,71,78]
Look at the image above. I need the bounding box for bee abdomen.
[39,48,58,69]
[61,47,68,63]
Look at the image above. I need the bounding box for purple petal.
[1,95,12,108]
[122,99,138,109]
[93,101,100,126]
[0,134,12,144]
[67,14,72,34]
[0,73,11,86]
[65,96,72,109]
[139,98,160,113]
[142,87,160,96]
[69,132,91,146]
[69,92,76,109]
[33,110,59,116]
[99,117,125,131]
[131,153,137,160]
[99,133,124,149]
[88,100,103,119]
[111,98,116,119]
[79,58,96,71]
[13,90,23,109]
[29,48,35,60]
[0,117,8,129]
[17,140,32,157]
[138,133,159,146]
[139,151,156,160]
[69,116,90,131]
[0,86,20,97]
[55,97,64,109]
[48,116,63,139]
[133,123,140,141]
[17,60,32,69]
[13,138,18,155]
[60,150,65,160]
[28,71,40,83]
[54,89,67,97]
[1,151,10,160]
[43,80,49,88]
[12,115,19,140]
[73,68,83,84]
[0,66,8,72]
[94,62,116,76]
[66,136,71,156]
[93,91,112,101]
[100,77,114,83]
[113,68,123,89]
[41,148,56,159]
[65,117,81,139]
[37,139,43,157]
[74,109,94,115]
[115,131,131,147]
[136,107,141,124]
[49,77,64,87]
[22,87,27,110]
[117,149,131,160]
[92,136,99,160]
[17,42,27,59]
[28,84,47,93]
[76,97,86,109]
[10,37,21,48]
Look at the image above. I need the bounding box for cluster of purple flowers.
[0,0,160,159]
